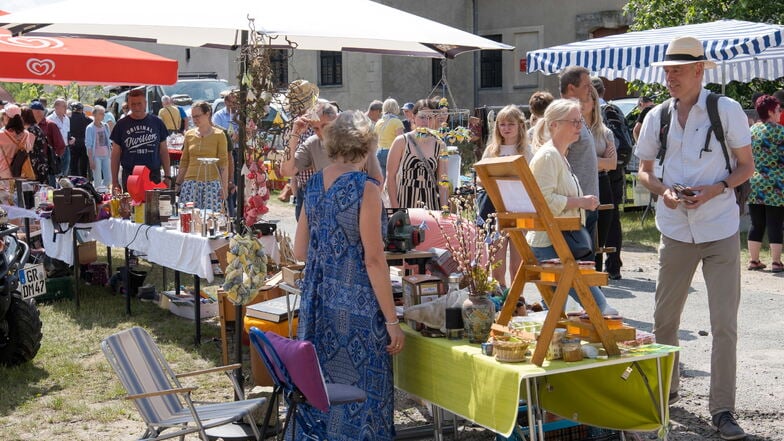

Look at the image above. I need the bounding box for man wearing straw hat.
[635,36,753,440]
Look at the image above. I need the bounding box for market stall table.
[394,325,677,440]
[40,217,278,345]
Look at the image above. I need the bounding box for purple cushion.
[264,332,330,412]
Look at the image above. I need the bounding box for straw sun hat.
[286,80,320,116]
[652,36,717,69]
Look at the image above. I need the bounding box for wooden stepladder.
[474,155,619,366]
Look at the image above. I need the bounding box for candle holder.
[196,157,220,237]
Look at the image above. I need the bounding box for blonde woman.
[374,98,405,177]
[477,105,532,286]
[582,87,617,272]
[527,98,617,314]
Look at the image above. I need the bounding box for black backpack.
[656,92,752,214]
[601,102,634,167]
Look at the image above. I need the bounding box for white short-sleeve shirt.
[635,88,752,243]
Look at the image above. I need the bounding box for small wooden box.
[402,274,443,308]
[282,264,305,285]
[77,241,98,265]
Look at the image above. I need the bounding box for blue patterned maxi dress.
[297,170,394,441]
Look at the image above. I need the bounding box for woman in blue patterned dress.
[747,95,784,272]
[294,110,405,440]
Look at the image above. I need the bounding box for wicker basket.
[493,336,530,363]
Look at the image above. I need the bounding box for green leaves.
[623,0,784,104]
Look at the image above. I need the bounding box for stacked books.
[246,294,300,322]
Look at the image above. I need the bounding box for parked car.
[106,77,233,121]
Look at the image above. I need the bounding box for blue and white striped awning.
[527,20,784,85]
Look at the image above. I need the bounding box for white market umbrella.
[0,0,512,58]
[526,20,784,85]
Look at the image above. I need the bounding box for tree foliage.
[0,83,44,104]
[0,82,106,107]
[623,0,784,106]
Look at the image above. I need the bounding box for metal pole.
[234,30,249,233]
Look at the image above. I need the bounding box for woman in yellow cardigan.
[175,101,228,211]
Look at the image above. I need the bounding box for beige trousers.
[653,232,741,415]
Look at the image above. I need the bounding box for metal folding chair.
[101,326,266,440]
[249,327,367,441]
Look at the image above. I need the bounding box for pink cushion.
[264,332,330,412]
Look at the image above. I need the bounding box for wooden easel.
[474,155,619,366]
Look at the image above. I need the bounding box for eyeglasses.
[557,119,583,128]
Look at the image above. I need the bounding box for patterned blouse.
[749,121,784,207]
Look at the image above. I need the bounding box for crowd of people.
[0,88,239,213]
[285,34,777,440]
[5,32,784,440]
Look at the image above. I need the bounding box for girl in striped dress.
[386,98,445,209]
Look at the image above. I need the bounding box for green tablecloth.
[394,325,677,437]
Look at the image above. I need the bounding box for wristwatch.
[719,180,729,193]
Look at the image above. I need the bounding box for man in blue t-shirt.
[110,88,171,191]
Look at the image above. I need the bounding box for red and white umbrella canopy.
[0,30,177,85]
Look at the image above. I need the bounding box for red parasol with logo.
[0,28,177,85]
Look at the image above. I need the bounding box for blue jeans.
[92,156,111,188]
[531,245,610,313]
[376,149,389,179]
[584,209,598,262]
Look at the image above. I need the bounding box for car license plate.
[18,264,47,300]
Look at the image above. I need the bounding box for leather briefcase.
[52,187,97,229]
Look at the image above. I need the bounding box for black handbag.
[9,149,29,177]
[563,227,593,260]
[475,189,496,224]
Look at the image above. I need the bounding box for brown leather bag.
[52,187,97,230]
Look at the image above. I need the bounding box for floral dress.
[749,121,784,207]
[297,170,393,441]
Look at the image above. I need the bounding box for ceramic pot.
[462,294,495,343]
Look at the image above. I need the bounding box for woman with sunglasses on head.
[385,98,444,209]
[528,98,617,314]
[174,101,228,211]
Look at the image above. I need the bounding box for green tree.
[623,0,784,106]
[0,82,44,103]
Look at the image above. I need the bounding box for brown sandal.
[771,262,783,273]
[747,260,767,271]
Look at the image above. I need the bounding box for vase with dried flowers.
[429,195,508,343]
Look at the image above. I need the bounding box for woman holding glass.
[174,101,228,211]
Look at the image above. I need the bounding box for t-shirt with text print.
[110,114,168,174]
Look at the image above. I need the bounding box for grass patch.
[618,210,660,250]
[0,247,237,440]
[619,206,759,263]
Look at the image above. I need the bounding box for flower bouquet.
[429,195,508,343]
[428,195,508,296]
